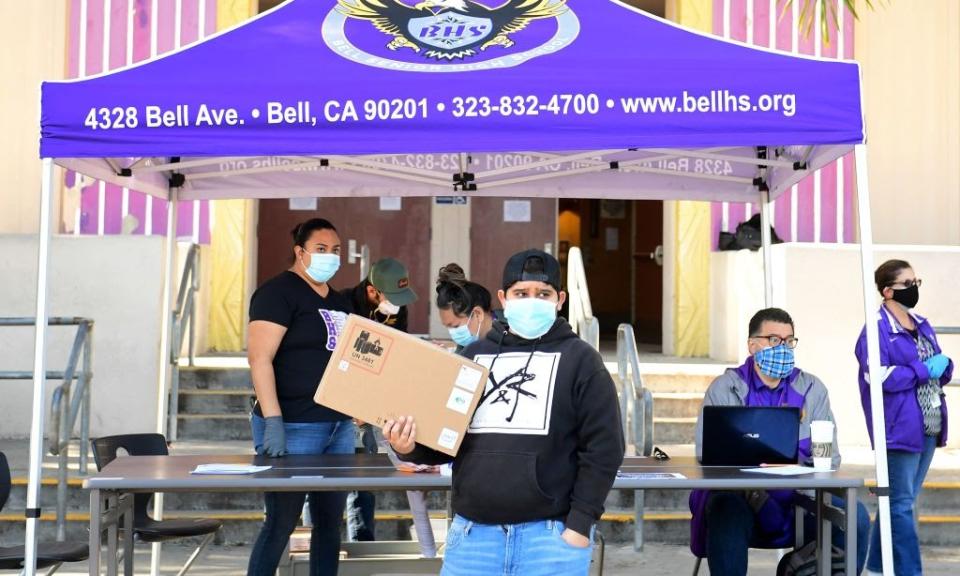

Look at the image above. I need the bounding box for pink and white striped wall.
[66,0,215,242]
[712,0,856,247]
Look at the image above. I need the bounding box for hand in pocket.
[561,528,591,549]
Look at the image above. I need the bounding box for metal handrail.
[567,247,600,350]
[616,323,654,552]
[615,324,654,458]
[168,243,200,441]
[0,316,93,541]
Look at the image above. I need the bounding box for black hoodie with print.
[399,317,624,537]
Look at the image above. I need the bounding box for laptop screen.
[700,406,800,466]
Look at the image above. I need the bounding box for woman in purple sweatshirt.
[855,259,952,576]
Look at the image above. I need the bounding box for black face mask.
[891,284,920,309]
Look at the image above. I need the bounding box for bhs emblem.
[335,0,569,61]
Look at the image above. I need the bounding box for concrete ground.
[36,542,960,575]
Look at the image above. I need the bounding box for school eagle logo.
[336,0,568,61]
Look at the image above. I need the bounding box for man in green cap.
[341,257,418,541]
[344,257,417,332]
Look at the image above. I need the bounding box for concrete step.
[605,489,692,511]
[179,389,254,414]
[5,478,90,511]
[651,393,703,419]
[177,414,251,441]
[178,368,251,390]
[637,373,716,394]
[651,418,697,445]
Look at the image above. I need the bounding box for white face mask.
[378,299,400,316]
[301,252,340,283]
[504,298,558,340]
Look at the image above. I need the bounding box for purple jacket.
[855,306,951,452]
[689,360,837,557]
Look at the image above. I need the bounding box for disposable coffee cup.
[810,420,834,471]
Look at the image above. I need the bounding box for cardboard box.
[314,314,488,456]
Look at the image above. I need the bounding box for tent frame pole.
[760,189,773,307]
[854,144,893,575]
[151,186,179,576]
[23,158,56,576]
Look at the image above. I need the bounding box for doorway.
[557,199,663,345]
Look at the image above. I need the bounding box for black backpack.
[719,213,783,251]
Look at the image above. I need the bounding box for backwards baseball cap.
[369,258,417,306]
[502,249,562,291]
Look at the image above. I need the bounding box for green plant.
[789,0,883,43]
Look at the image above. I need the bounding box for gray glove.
[259,416,287,457]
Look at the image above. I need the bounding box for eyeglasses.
[888,278,922,289]
[749,335,799,349]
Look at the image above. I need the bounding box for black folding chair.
[91,434,222,576]
[0,452,88,575]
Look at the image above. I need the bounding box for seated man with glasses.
[689,307,870,576]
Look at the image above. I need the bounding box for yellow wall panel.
[207,0,258,352]
[666,0,712,357]
[672,201,711,357]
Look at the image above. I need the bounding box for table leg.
[89,489,102,576]
[818,490,831,576]
[845,488,857,576]
[122,494,134,576]
[107,493,118,576]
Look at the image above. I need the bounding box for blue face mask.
[753,344,795,380]
[448,310,483,348]
[302,252,340,283]
[504,298,557,340]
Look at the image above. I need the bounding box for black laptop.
[700,406,800,466]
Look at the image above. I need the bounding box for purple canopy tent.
[30,0,893,573]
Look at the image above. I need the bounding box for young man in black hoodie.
[383,249,624,576]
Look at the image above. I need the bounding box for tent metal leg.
[854,144,894,575]
[760,189,774,307]
[151,188,179,576]
[24,159,56,576]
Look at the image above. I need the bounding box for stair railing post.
[79,321,92,475]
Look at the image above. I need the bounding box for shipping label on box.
[343,323,393,375]
[314,315,488,456]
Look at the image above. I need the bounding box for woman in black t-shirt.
[246,218,354,576]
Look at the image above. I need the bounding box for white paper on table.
[740,465,824,476]
[191,464,273,475]
[616,471,686,480]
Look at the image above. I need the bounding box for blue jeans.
[866,435,936,576]
[440,515,594,576]
[346,423,377,541]
[706,492,870,576]
[247,415,355,576]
